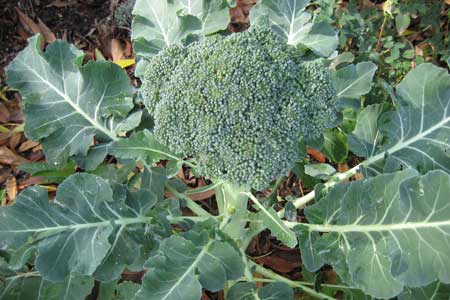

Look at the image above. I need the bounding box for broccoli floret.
[141,28,337,190]
[141,45,188,114]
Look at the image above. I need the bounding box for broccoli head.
[141,28,337,190]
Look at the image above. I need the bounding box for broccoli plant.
[1,0,450,300]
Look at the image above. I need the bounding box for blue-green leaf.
[6,36,137,166]
[0,173,162,282]
[0,272,94,300]
[297,170,450,299]
[332,62,378,99]
[349,63,450,176]
[135,232,245,300]
[251,0,338,57]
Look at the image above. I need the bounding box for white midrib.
[2,216,150,234]
[287,1,297,45]
[160,240,213,300]
[301,219,450,233]
[337,68,375,97]
[18,60,119,141]
[146,1,171,46]
[112,146,181,162]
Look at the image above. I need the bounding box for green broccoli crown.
[141,28,337,190]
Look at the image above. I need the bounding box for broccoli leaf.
[132,0,230,75]
[331,62,378,99]
[399,282,450,300]
[110,129,182,165]
[134,233,245,300]
[296,170,450,299]
[0,173,163,282]
[348,63,450,175]
[347,103,385,157]
[6,35,136,166]
[0,272,94,300]
[251,0,338,57]
[181,0,230,34]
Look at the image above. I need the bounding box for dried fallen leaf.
[0,168,11,183]
[9,133,22,150]
[19,140,40,152]
[111,39,124,61]
[230,6,247,23]
[15,8,41,35]
[38,18,57,43]
[0,146,30,166]
[124,40,133,57]
[32,144,43,152]
[15,7,44,49]
[18,177,46,190]
[0,102,10,123]
[256,255,301,273]
[6,177,17,203]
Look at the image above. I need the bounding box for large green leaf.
[0,272,94,300]
[132,0,230,75]
[349,63,450,175]
[296,170,450,299]
[135,231,245,300]
[6,36,137,166]
[251,0,338,57]
[0,173,163,282]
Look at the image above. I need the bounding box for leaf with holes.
[6,35,137,166]
[296,170,450,299]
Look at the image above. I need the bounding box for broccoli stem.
[216,182,250,242]
[277,163,362,218]
[249,261,338,300]
[165,182,212,218]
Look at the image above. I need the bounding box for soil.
[0,0,113,79]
